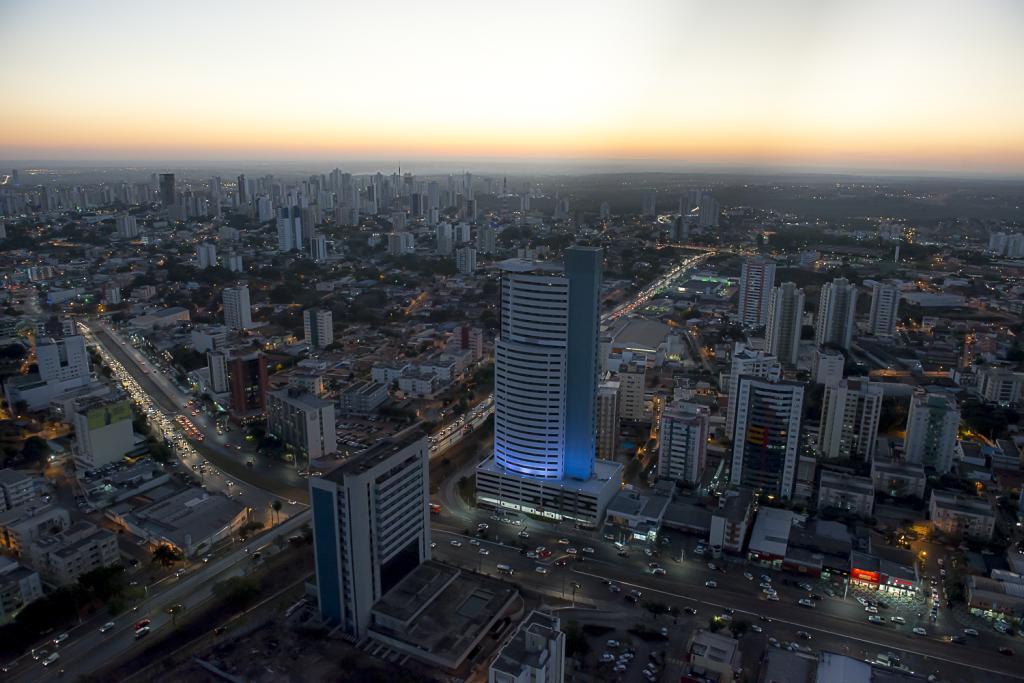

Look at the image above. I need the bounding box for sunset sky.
[2,0,1023,174]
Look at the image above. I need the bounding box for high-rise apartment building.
[698,194,719,228]
[115,214,139,239]
[725,344,780,435]
[489,611,565,683]
[196,242,217,269]
[310,435,430,639]
[641,190,656,217]
[456,246,477,275]
[37,335,90,385]
[310,234,328,262]
[904,391,959,475]
[738,258,776,327]
[729,374,804,499]
[868,282,900,337]
[765,282,804,366]
[815,277,857,349]
[617,361,647,422]
[476,247,621,527]
[436,222,453,255]
[477,225,497,254]
[158,173,175,206]
[304,308,333,350]
[266,388,336,462]
[818,378,883,461]
[222,284,252,331]
[276,206,302,252]
[388,232,415,256]
[72,396,134,468]
[596,381,620,461]
[207,351,229,394]
[658,402,710,486]
[228,351,268,424]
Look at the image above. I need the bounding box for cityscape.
[2,2,1024,683]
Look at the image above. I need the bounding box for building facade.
[729,374,803,499]
[818,378,883,461]
[657,402,710,486]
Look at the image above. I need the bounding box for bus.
[496,564,514,575]
[429,503,441,515]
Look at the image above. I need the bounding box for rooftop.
[325,431,426,481]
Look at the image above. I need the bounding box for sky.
[1,0,1023,175]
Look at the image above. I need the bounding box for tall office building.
[904,391,959,475]
[815,278,857,349]
[310,435,430,639]
[266,388,336,462]
[158,173,175,206]
[236,174,247,204]
[303,308,333,350]
[725,344,780,435]
[729,373,804,499]
[818,378,883,461]
[868,282,900,338]
[658,402,710,486]
[765,282,804,366]
[698,194,719,228]
[196,242,217,269]
[115,214,139,239]
[738,257,776,327]
[596,381,620,461]
[641,190,656,217]
[476,247,621,527]
[227,351,268,424]
[222,284,252,331]
[277,206,302,252]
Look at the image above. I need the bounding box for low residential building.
[398,371,441,397]
[266,388,337,461]
[489,610,564,683]
[371,363,411,384]
[870,456,927,500]
[818,470,874,518]
[929,490,995,540]
[978,367,1024,406]
[29,520,119,585]
[684,629,740,683]
[0,504,71,555]
[604,485,672,543]
[0,557,43,624]
[0,469,35,512]
[966,573,1024,619]
[338,381,387,415]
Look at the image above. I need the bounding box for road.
[7,512,310,682]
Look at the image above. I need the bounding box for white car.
[566,547,578,555]
[100,621,116,633]
[582,547,595,554]
[798,598,815,608]
[963,628,979,636]
[535,566,549,574]
[600,653,615,662]
[526,551,538,559]
[744,572,754,580]
[652,567,666,576]
[518,531,530,539]
[606,639,620,647]
[450,540,462,547]
[913,627,927,636]
[705,580,717,588]
[478,548,490,555]
[469,539,481,546]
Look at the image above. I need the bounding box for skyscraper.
[227,351,268,424]
[596,380,620,461]
[222,284,252,331]
[818,378,883,461]
[729,373,803,499]
[310,434,430,639]
[738,257,776,327]
[303,308,333,350]
[765,282,804,366]
[477,224,497,254]
[641,190,656,217]
[310,234,328,262]
[476,246,621,526]
[815,277,857,349]
[236,173,247,204]
[698,194,719,228]
[725,343,780,435]
[158,173,175,206]
[657,402,710,485]
[436,222,453,255]
[904,391,959,474]
[277,206,302,252]
[868,282,901,337]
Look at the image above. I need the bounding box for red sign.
[852,568,880,583]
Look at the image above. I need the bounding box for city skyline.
[2,0,1024,176]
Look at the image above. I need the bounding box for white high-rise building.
[868,282,901,337]
[812,348,845,387]
[815,278,857,349]
[456,246,477,275]
[225,253,243,273]
[738,257,776,327]
[303,308,333,350]
[266,388,337,461]
[196,242,217,269]
[436,222,453,255]
[72,396,134,468]
[765,282,804,366]
[725,343,780,435]
[818,378,883,461]
[904,391,959,475]
[276,206,302,252]
[618,361,647,421]
[455,222,472,244]
[309,435,430,639]
[310,234,328,262]
[489,611,565,683]
[658,402,710,485]
[729,375,803,499]
[222,284,252,331]
[37,335,89,384]
[477,225,497,254]
[207,351,229,393]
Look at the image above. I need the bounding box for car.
[963,628,979,636]
[607,639,620,647]
[42,653,60,667]
[526,551,537,559]
[743,572,753,580]
[913,627,928,636]
[809,593,822,601]
[134,618,151,630]
[555,559,568,567]
[535,566,549,574]
[995,621,1012,634]
[175,568,186,577]
[751,624,763,633]
[868,615,884,624]
[652,567,666,576]
[797,630,811,639]
[760,574,772,583]
[557,538,570,545]
[760,582,773,590]
[478,548,489,555]
[856,597,869,607]
[477,523,489,530]
[705,580,717,588]
[566,547,578,555]
[100,621,116,633]
[799,582,813,591]
[518,531,530,539]
[865,606,878,614]
[608,584,621,593]
[613,664,627,673]
[798,598,814,608]
[890,616,906,624]
[135,626,151,639]
[53,632,69,645]
[582,546,595,554]
[0,662,17,673]
[949,635,966,644]
[31,649,49,661]
[469,538,481,546]
[684,607,698,615]
[450,540,462,547]
[766,593,779,601]
[999,647,1015,656]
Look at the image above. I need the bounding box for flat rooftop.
[324,431,425,481]
[476,456,622,496]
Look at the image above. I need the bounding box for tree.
[20,436,48,464]
[271,499,282,525]
[563,620,590,658]
[213,576,261,612]
[151,544,183,567]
